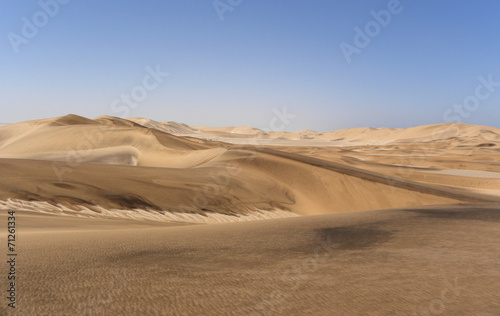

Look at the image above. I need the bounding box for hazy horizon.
[4,113,500,134]
[2,1,500,131]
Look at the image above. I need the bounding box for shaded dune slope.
[1,115,499,218]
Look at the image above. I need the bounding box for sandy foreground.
[1,115,500,314]
[1,204,499,315]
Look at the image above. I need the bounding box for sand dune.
[2,115,500,314]
[1,115,500,220]
[129,117,500,146]
[0,114,226,168]
[1,203,499,315]
[130,117,198,135]
[0,151,474,219]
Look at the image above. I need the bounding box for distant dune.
[1,114,500,315]
[1,114,500,221]
[129,117,500,146]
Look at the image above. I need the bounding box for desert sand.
[1,114,499,314]
[1,204,499,315]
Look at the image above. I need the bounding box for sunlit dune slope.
[0,114,226,168]
[1,114,499,220]
[130,117,500,146]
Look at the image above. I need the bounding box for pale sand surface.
[0,204,499,315]
[424,169,500,179]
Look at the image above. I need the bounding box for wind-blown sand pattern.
[0,199,297,224]
[1,204,499,315]
[1,114,499,314]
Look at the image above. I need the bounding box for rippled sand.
[1,204,499,315]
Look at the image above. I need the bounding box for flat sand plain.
[1,115,500,314]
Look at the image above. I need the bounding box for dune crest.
[1,115,500,220]
[129,117,500,146]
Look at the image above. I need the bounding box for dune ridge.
[1,114,499,221]
[129,117,500,146]
[1,114,500,314]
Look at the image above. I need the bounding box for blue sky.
[1,0,499,131]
